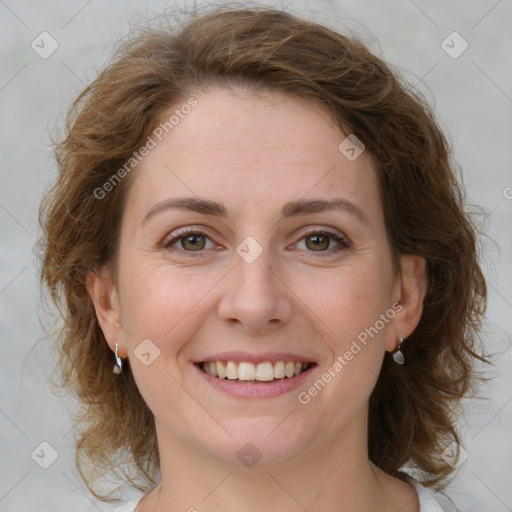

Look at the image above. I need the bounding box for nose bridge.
[237,244,275,293]
[217,237,292,332]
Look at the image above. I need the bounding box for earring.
[113,342,123,374]
[392,336,405,365]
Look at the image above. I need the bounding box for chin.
[200,416,317,468]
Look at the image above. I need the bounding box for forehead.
[125,86,382,223]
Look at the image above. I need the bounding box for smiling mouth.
[197,361,315,383]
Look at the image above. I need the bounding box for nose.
[217,247,293,334]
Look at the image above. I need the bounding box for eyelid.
[160,226,219,251]
[290,227,351,255]
[294,225,347,242]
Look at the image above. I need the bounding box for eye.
[161,227,350,257]
[293,228,350,255]
[161,228,218,254]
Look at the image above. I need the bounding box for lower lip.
[194,363,316,398]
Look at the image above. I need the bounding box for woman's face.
[92,86,425,467]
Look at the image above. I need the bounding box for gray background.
[1,0,511,510]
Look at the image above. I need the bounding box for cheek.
[291,260,393,401]
[277,262,392,432]
[119,262,225,352]
[118,265,222,417]
[292,261,391,344]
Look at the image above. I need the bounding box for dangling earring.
[113,342,123,374]
[392,336,405,365]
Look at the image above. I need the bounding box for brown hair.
[39,4,487,500]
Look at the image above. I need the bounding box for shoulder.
[406,476,460,512]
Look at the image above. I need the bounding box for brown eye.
[292,229,350,257]
[162,228,216,254]
[180,234,206,251]
[305,233,331,251]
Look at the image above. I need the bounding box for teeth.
[201,360,310,381]
[216,361,226,379]
[226,361,238,380]
[238,362,255,380]
[255,362,274,381]
[274,361,285,379]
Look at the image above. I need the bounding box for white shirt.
[111,477,458,511]
[407,477,459,511]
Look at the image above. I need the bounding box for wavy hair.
[39,4,487,500]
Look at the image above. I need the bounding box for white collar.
[406,476,459,511]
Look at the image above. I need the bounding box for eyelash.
[293,228,351,256]
[161,227,350,258]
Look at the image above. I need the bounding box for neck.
[141,413,416,512]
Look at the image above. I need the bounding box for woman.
[39,5,487,511]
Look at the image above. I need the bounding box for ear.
[386,254,428,352]
[86,269,128,358]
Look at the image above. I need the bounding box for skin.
[89,86,427,512]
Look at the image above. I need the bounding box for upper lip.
[195,351,316,364]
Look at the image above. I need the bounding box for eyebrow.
[281,198,369,225]
[142,196,369,226]
[143,197,227,224]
